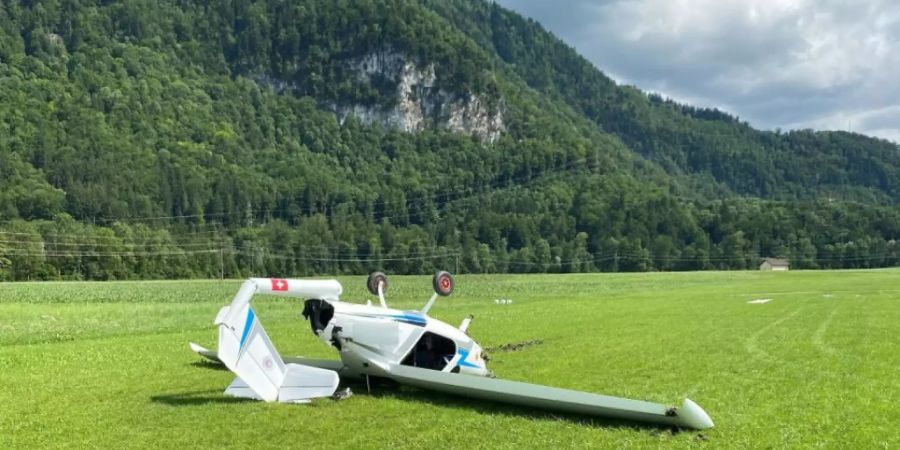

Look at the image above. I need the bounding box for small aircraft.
[189,271,713,429]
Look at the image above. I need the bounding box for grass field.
[2,270,899,448]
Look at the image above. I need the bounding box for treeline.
[3,191,899,280]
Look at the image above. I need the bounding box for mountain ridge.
[424,0,900,203]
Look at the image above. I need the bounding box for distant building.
[760,258,790,271]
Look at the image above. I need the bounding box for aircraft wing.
[385,365,714,430]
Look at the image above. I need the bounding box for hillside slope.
[425,0,900,203]
[0,0,898,280]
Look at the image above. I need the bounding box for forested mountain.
[0,0,898,280]
[425,0,900,203]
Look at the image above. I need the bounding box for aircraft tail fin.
[215,281,338,402]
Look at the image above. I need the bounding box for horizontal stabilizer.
[223,367,338,404]
[188,342,345,372]
[189,342,221,363]
[278,363,340,403]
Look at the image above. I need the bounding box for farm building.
[760,258,790,271]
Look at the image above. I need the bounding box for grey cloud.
[495,0,900,143]
[858,107,900,131]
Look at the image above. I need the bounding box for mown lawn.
[1,270,898,448]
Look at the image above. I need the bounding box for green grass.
[2,271,899,448]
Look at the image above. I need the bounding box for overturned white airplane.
[189,271,713,430]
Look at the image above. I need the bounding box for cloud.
[495,0,900,143]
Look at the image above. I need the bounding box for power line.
[3,250,220,257]
[0,232,453,256]
[0,238,221,249]
[501,252,900,267]
[2,232,896,266]
[0,244,460,262]
[92,211,241,223]
[0,229,227,243]
[236,250,460,263]
[371,158,591,223]
[56,157,592,226]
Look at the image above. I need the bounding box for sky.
[494,0,900,143]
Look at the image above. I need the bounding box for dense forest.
[0,0,898,280]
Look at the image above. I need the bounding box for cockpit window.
[400,332,456,371]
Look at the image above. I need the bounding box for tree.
[0,242,10,279]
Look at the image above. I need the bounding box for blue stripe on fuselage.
[239,308,255,350]
[456,348,479,368]
[390,312,427,326]
[344,311,427,326]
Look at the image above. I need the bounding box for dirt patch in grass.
[485,339,544,353]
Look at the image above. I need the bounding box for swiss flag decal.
[271,279,289,291]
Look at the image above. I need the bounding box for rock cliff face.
[336,49,505,143]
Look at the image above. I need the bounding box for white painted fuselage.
[315,300,489,378]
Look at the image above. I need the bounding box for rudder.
[215,279,338,402]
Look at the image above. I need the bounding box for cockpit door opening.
[400,332,456,371]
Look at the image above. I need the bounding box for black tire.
[433,271,454,296]
[367,271,388,296]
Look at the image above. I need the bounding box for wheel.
[433,271,454,296]
[367,271,388,296]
